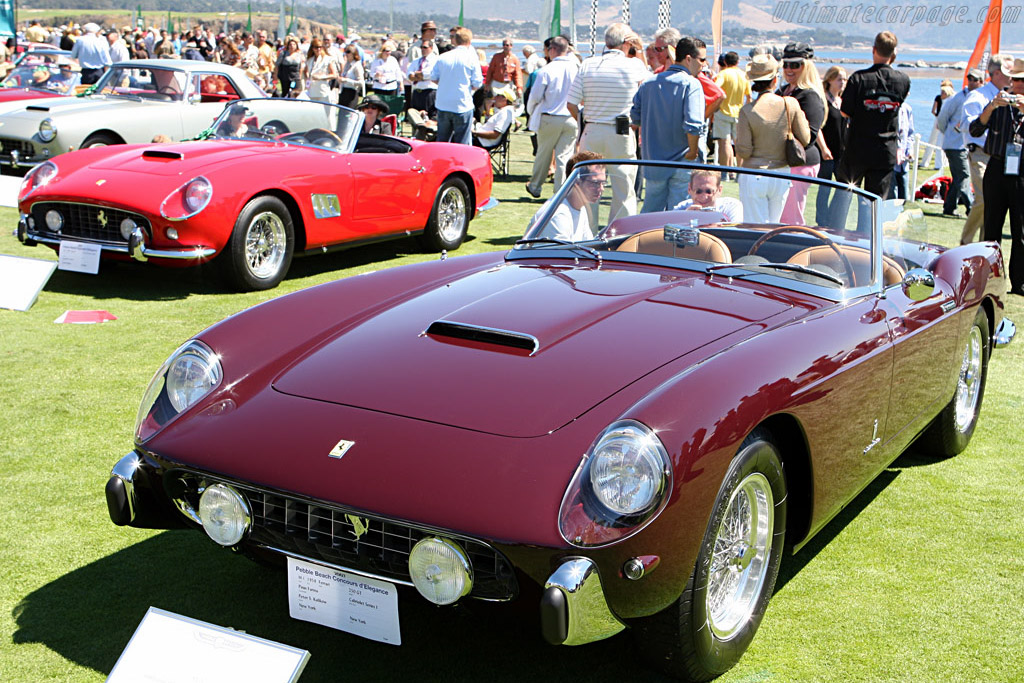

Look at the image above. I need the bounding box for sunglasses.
[653,45,668,52]
[580,177,606,187]
[692,188,717,195]
[783,60,805,69]
[1013,77,1024,82]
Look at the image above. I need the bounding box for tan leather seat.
[786,245,906,287]
[617,228,733,263]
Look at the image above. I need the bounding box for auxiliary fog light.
[198,484,251,547]
[408,537,473,605]
[166,227,179,240]
[45,209,63,232]
[119,218,137,241]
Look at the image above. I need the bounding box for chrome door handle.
[411,165,426,174]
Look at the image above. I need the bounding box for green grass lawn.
[1,132,1022,682]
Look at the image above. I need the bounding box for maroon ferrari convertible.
[106,160,1015,680]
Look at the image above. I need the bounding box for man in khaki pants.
[961,53,1013,244]
[567,23,650,221]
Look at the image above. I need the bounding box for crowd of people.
[5,17,1023,295]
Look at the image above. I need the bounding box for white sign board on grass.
[107,607,309,683]
[0,254,56,311]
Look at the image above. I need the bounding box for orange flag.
[966,0,1002,87]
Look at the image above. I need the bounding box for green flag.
[550,0,560,37]
[459,0,464,25]
[288,0,295,34]
[137,4,142,28]
[341,0,348,35]
[247,2,252,32]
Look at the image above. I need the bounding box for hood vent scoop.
[425,320,539,356]
[142,149,183,160]
[26,105,51,112]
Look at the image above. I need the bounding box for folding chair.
[487,125,512,178]
[378,93,406,135]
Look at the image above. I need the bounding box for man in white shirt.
[673,170,743,222]
[525,36,580,198]
[426,26,483,145]
[528,152,607,242]
[473,87,516,148]
[567,23,650,220]
[408,39,439,116]
[71,23,112,84]
[107,30,130,63]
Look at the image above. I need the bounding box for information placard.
[107,607,309,683]
[57,240,101,274]
[287,557,401,645]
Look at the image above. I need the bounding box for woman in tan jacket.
[735,54,810,223]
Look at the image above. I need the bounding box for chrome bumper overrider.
[995,317,1016,348]
[17,216,217,262]
[541,558,625,646]
[106,451,142,526]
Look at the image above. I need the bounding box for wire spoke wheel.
[954,324,983,433]
[437,185,467,243]
[244,210,287,280]
[706,472,774,641]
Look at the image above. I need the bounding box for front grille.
[172,473,518,601]
[30,202,150,244]
[0,137,35,156]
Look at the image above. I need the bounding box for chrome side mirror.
[901,268,935,301]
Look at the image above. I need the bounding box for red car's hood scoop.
[89,141,276,175]
[272,263,795,437]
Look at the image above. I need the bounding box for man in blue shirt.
[630,36,704,213]
[936,70,981,217]
[426,26,483,145]
[70,23,112,84]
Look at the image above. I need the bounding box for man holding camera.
[968,57,1024,296]
[567,23,650,220]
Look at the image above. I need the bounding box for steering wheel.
[304,128,344,148]
[157,85,179,95]
[748,225,856,285]
[279,132,310,144]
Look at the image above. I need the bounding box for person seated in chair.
[358,95,394,136]
[216,104,252,138]
[526,151,605,242]
[472,86,516,149]
[673,170,744,222]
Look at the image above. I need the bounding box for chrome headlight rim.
[408,536,474,605]
[159,175,213,221]
[134,339,223,443]
[198,483,251,547]
[38,117,57,142]
[558,419,673,548]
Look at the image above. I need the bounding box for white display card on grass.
[57,240,101,274]
[287,557,401,645]
[107,606,310,683]
[0,254,56,311]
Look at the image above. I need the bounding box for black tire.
[420,177,470,252]
[81,133,120,148]
[634,429,787,681]
[918,306,991,457]
[216,196,294,292]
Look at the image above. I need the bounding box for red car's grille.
[30,202,150,244]
[174,473,518,601]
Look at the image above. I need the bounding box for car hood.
[84,140,288,176]
[271,261,797,437]
[3,94,148,120]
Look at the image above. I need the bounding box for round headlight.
[408,537,473,605]
[184,178,212,212]
[589,422,669,516]
[199,484,251,546]
[45,209,63,232]
[165,342,223,413]
[120,218,137,240]
[38,118,57,143]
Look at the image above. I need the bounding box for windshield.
[515,161,937,298]
[93,66,189,101]
[206,98,363,153]
[2,55,80,93]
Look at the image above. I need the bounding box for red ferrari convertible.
[16,99,493,290]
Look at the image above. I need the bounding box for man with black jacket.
[969,57,1024,296]
[837,31,910,199]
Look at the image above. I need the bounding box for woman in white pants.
[735,54,811,223]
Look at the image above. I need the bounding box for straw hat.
[746,54,779,81]
[492,86,516,103]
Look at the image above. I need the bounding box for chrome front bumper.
[995,317,1016,349]
[17,215,217,262]
[540,558,625,646]
[106,451,142,526]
